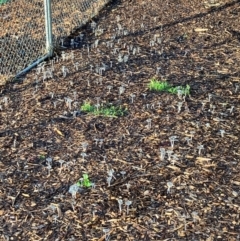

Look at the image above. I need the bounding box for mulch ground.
[0,0,107,82]
[0,0,240,240]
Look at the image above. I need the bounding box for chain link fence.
[0,0,110,84]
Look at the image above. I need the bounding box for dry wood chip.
[143,190,150,196]
[22,193,30,197]
[201,168,213,173]
[231,181,240,186]
[53,127,64,136]
[227,135,238,140]
[196,157,212,161]
[168,224,184,232]
[178,229,186,237]
[205,2,221,7]
[167,165,181,172]
[97,230,113,241]
[194,28,209,32]
[106,219,121,222]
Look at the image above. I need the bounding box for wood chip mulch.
[0,0,240,240]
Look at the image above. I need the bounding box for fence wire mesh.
[0,0,46,82]
[51,0,110,49]
[0,0,110,84]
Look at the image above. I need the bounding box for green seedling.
[167,86,178,94]
[182,84,190,96]
[81,102,127,117]
[98,105,126,117]
[148,78,171,92]
[81,101,95,112]
[39,155,45,160]
[77,174,92,188]
[148,78,190,96]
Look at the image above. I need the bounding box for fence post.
[44,0,53,57]
[16,0,53,77]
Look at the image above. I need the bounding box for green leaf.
[83,174,89,180]
[39,155,45,160]
[82,174,92,187]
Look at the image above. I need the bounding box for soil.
[0,0,240,240]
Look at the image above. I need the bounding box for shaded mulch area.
[0,0,240,240]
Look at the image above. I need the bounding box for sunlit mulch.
[0,0,240,240]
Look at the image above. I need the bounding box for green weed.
[39,155,45,160]
[80,102,127,117]
[81,101,95,112]
[148,79,171,91]
[77,174,92,188]
[148,78,190,96]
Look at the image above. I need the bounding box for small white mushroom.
[167,181,174,194]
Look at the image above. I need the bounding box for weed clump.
[148,78,190,96]
[81,102,127,117]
